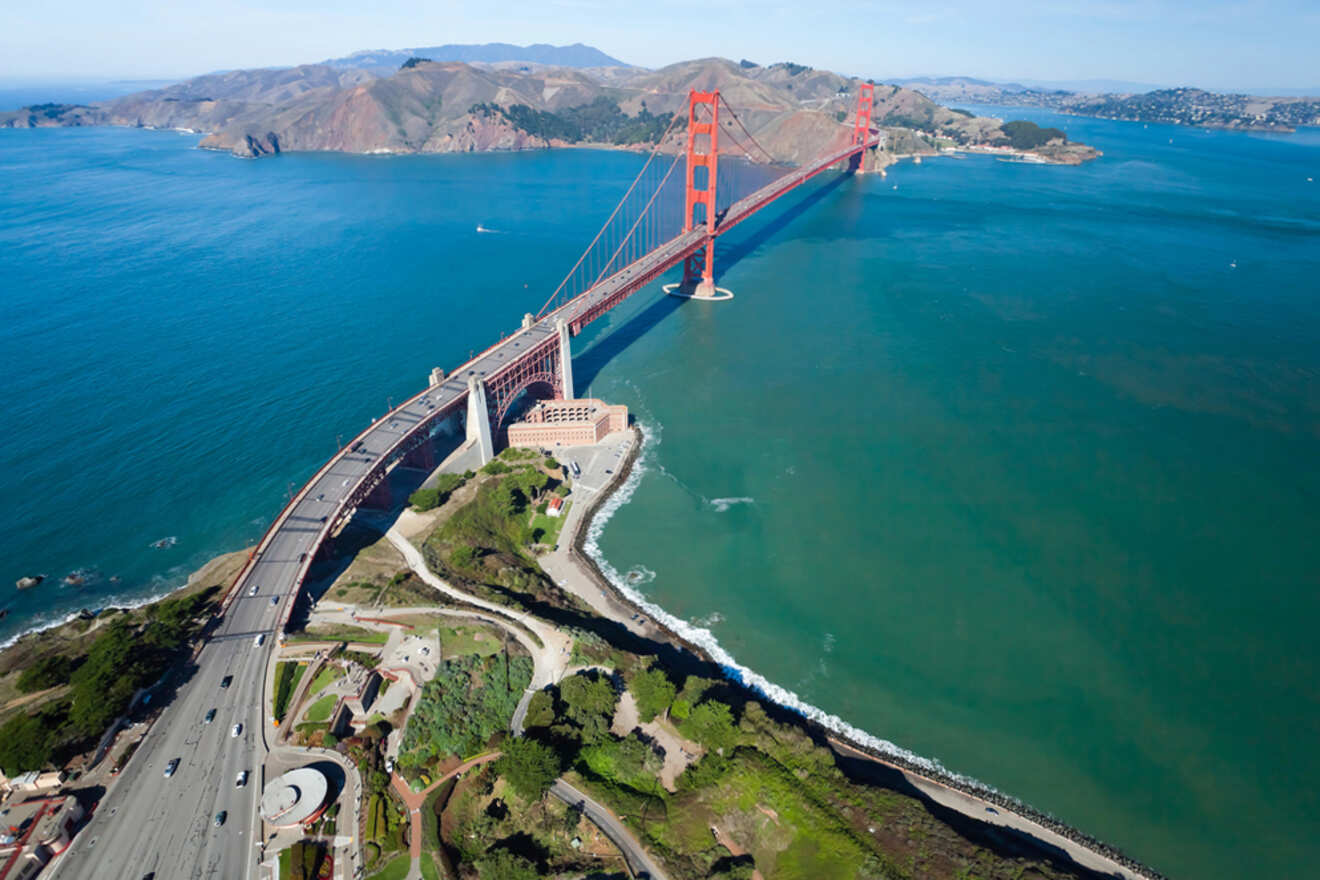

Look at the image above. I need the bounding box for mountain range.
[319,42,629,76]
[0,54,1098,166]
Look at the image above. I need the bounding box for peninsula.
[1,57,1099,166]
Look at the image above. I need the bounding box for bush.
[16,654,76,693]
[679,700,738,752]
[629,666,676,723]
[523,691,555,729]
[543,457,560,470]
[496,737,560,800]
[481,460,511,476]
[476,850,538,880]
[401,56,432,69]
[399,654,533,762]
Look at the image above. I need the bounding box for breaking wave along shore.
[574,421,1166,880]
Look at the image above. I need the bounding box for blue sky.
[2,0,1316,90]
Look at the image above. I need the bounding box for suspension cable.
[534,113,682,320]
[718,94,777,165]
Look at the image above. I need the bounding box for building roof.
[259,768,329,828]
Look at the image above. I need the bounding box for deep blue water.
[2,114,1319,879]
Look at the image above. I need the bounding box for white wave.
[693,611,724,628]
[823,632,836,654]
[623,565,656,586]
[582,422,1000,794]
[0,574,190,652]
[710,496,755,512]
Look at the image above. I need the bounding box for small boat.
[16,574,44,590]
[150,536,178,549]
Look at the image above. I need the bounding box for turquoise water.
[2,116,1318,878]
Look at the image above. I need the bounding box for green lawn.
[529,501,570,547]
[288,624,390,645]
[418,856,440,880]
[305,693,338,723]
[366,852,411,880]
[438,623,504,658]
[277,848,291,880]
[306,665,344,696]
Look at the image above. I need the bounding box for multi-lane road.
[47,142,879,879]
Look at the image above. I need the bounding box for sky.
[1,0,1317,91]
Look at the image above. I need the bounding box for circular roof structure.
[259,767,329,828]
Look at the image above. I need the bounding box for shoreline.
[563,424,1166,880]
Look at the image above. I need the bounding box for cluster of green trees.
[775,62,812,77]
[409,470,472,511]
[400,56,432,69]
[470,97,677,146]
[0,591,214,774]
[399,653,533,764]
[1000,120,1067,149]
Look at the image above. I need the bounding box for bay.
[1,112,1317,878]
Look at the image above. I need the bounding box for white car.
[163,758,180,778]
[253,634,265,647]
[248,584,259,596]
[235,770,249,787]
[231,723,243,738]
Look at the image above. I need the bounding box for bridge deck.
[235,135,882,637]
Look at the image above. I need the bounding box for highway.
[47,138,878,880]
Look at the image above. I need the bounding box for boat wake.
[710,496,755,512]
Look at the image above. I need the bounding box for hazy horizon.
[1,1,1317,92]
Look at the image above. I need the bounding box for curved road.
[47,141,873,880]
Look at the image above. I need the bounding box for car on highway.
[270,596,279,605]
[221,675,233,688]
[236,770,248,787]
[253,634,265,647]
[213,811,226,827]
[204,708,216,724]
[248,584,259,596]
[231,723,242,737]
[163,758,180,778]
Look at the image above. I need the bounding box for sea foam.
[582,421,999,793]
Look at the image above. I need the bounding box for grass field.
[529,501,570,547]
[306,665,344,696]
[365,852,411,880]
[305,693,338,723]
[289,624,390,645]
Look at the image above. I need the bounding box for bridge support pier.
[466,376,495,466]
[556,319,575,400]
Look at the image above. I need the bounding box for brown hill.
[0,57,1097,166]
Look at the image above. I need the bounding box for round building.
[259,767,329,828]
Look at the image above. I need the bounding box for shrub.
[496,737,560,800]
[16,654,76,693]
[476,850,538,880]
[1001,119,1066,149]
[629,666,676,723]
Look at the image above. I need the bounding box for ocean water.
[1,116,1318,878]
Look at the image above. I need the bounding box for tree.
[477,850,538,880]
[629,667,676,723]
[16,654,76,693]
[523,691,554,729]
[679,701,738,752]
[0,711,56,774]
[496,737,560,800]
[558,673,617,739]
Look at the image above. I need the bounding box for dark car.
[220,675,233,689]
[214,811,226,827]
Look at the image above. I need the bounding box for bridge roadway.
[52,135,880,880]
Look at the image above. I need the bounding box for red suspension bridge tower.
[850,82,875,172]
[679,89,730,300]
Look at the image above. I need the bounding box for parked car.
[163,758,180,778]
